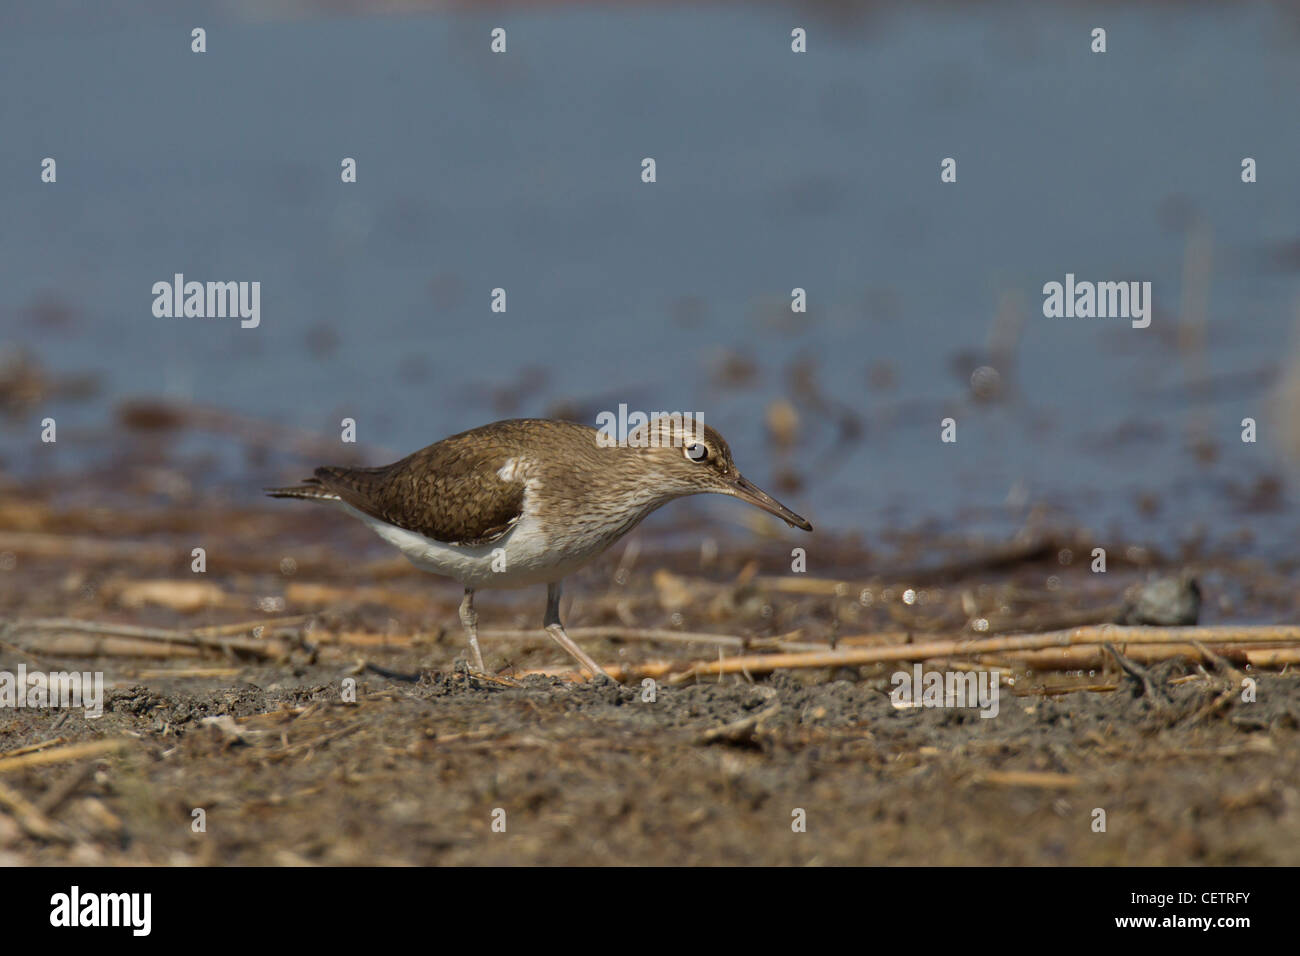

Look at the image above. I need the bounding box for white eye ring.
[685,443,708,462]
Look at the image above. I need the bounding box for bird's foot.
[452,659,522,687]
[544,623,619,683]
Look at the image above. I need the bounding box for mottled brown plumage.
[311,424,536,546]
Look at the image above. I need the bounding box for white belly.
[341,503,605,589]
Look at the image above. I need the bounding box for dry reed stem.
[0,737,68,760]
[669,626,1300,683]
[11,617,304,660]
[0,781,73,841]
[522,625,1300,683]
[134,667,243,679]
[970,770,1083,789]
[0,738,131,773]
[23,635,205,658]
[480,626,744,648]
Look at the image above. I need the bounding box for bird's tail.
[264,477,341,502]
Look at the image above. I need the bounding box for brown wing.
[312,434,526,546]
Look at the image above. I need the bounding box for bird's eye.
[685,443,709,462]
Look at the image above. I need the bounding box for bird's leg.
[544,581,616,682]
[458,587,486,673]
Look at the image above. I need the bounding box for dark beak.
[726,474,813,532]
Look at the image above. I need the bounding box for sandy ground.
[3,627,1298,865]
[2,467,1299,865]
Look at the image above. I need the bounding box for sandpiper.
[267,417,812,680]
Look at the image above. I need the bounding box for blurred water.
[2,1,1298,555]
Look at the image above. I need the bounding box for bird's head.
[622,417,813,532]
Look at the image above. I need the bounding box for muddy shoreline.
[2,663,1296,865]
[2,476,1298,865]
